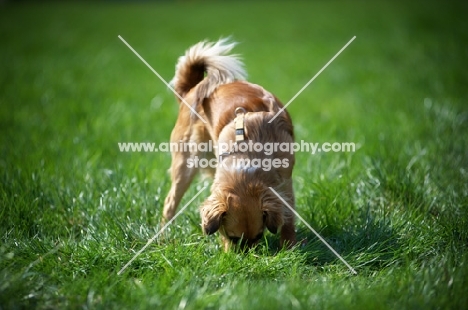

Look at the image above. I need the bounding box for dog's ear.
[203,210,225,235]
[263,210,283,234]
[200,193,227,235]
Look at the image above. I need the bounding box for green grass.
[1,1,468,309]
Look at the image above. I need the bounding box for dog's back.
[170,38,291,140]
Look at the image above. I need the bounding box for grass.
[1,0,468,309]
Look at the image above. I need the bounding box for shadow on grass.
[273,206,402,271]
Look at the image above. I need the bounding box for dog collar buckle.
[235,107,246,142]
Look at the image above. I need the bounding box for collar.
[219,107,247,163]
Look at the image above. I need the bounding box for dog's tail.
[170,38,247,107]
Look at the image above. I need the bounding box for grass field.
[1,1,468,309]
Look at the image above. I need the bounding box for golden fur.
[163,39,296,250]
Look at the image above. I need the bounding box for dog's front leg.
[280,218,297,249]
[280,180,297,248]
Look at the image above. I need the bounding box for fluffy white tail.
[170,38,247,106]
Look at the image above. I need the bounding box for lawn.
[1,1,467,309]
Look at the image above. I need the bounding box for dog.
[162,38,296,251]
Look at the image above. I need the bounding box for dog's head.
[200,177,286,250]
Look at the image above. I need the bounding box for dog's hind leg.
[162,109,203,222]
[163,149,198,221]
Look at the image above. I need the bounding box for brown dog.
[162,39,296,250]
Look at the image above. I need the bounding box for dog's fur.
[163,39,296,250]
